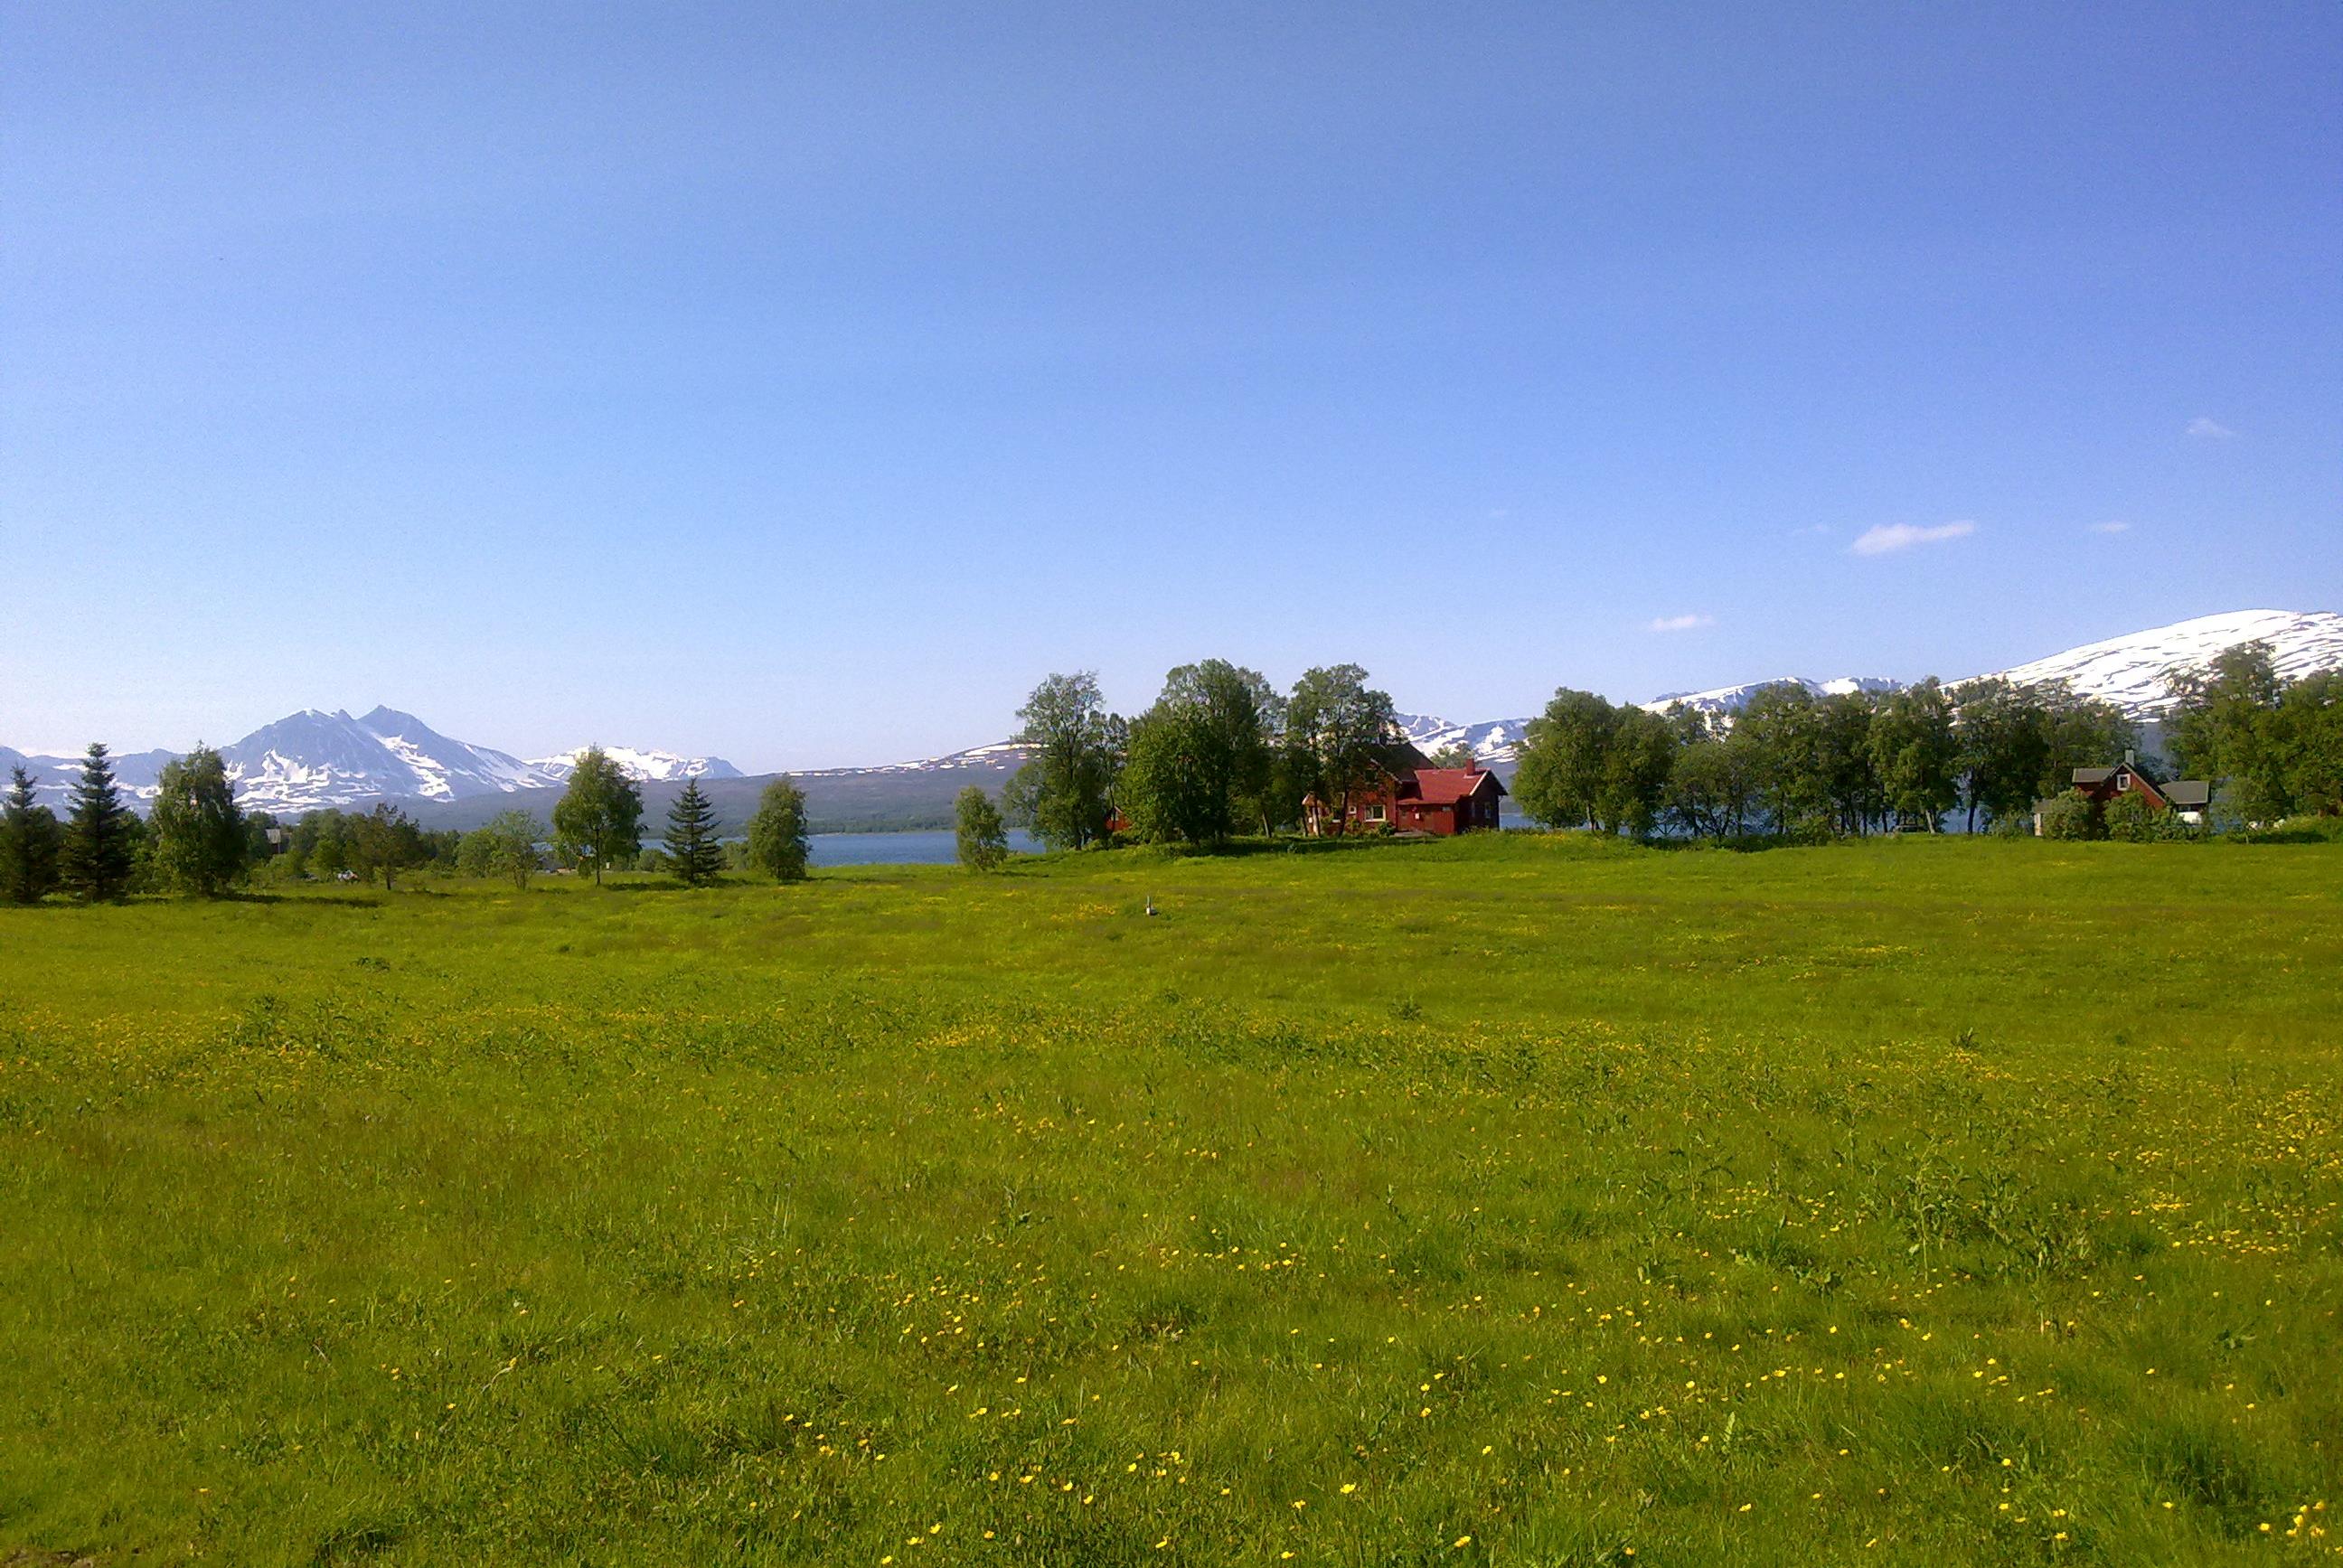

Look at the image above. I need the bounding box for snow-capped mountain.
[1395,714,1535,765]
[216,708,564,814]
[2,710,732,816]
[1637,675,1898,721]
[0,746,177,809]
[1968,609,2343,718]
[526,746,743,784]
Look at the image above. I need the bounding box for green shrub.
[2036,793,2101,840]
[2104,790,2195,842]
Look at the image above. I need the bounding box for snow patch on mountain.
[1639,675,1900,720]
[1395,714,1533,765]
[527,746,743,784]
[1965,608,2343,718]
[802,740,1030,777]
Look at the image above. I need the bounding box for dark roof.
[1367,741,1432,778]
[2073,767,2116,784]
[2160,780,2212,807]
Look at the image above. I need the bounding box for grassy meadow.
[0,833,2338,1564]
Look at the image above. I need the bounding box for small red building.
[2068,753,2211,823]
[2037,750,2213,832]
[1303,744,1508,836]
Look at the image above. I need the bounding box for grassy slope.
[0,836,2337,1565]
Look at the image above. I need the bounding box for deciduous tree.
[1284,664,1398,833]
[1736,685,1830,838]
[1513,689,1619,831]
[480,810,545,889]
[551,746,644,885]
[1004,672,1124,850]
[149,745,248,895]
[350,803,428,890]
[747,777,812,882]
[1119,660,1282,845]
[955,785,1010,870]
[1867,681,1958,831]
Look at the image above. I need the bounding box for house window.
[1366,804,1387,822]
[2117,775,2130,790]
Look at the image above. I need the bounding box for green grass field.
[1,835,2337,1564]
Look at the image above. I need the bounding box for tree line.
[0,743,820,904]
[974,661,1411,855]
[1513,639,2338,840]
[973,639,2339,859]
[2165,643,2341,824]
[1510,677,2136,839]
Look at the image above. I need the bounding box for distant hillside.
[404,755,1021,837]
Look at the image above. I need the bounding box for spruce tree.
[663,776,725,887]
[1,765,63,904]
[60,743,136,902]
[149,745,248,896]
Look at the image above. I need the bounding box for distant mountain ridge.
[2,709,737,816]
[4,609,2335,820]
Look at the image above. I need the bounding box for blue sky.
[5,3,2338,767]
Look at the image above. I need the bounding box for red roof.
[1405,767,1504,806]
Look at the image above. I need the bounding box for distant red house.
[2075,756,2214,821]
[2037,749,2213,831]
[1303,743,1507,837]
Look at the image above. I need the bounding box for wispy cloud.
[1849,520,1976,557]
[1647,614,1715,634]
[2186,417,2235,439]
[2088,520,2131,535]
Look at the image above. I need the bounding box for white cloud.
[1647,614,1715,634]
[2088,520,2131,535]
[2186,417,2235,439]
[1849,520,1977,557]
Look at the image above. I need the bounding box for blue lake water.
[808,829,1045,867]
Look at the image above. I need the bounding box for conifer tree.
[60,743,136,902]
[663,776,725,887]
[551,746,644,885]
[746,776,811,882]
[149,745,248,896]
[1,765,63,904]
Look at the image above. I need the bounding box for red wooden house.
[2039,749,2213,831]
[1302,743,1508,836]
